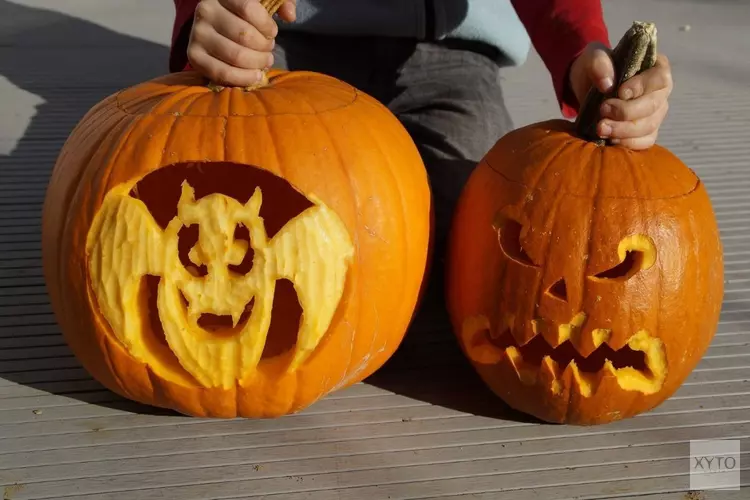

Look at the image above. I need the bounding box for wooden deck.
[1,0,748,498]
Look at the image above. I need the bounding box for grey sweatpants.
[273,32,514,329]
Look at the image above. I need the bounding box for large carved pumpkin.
[42,67,431,416]
[446,22,724,425]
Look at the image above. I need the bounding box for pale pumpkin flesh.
[88,174,354,390]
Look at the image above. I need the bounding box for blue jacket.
[281,0,532,67]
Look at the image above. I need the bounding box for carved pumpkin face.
[447,120,724,425]
[42,70,432,418]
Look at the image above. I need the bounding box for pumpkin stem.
[207,0,285,92]
[574,21,658,145]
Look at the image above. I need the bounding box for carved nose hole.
[178,225,207,277]
[546,278,568,301]
[228,225,255,275]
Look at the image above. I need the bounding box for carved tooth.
[505,346,522,372]
[542,355,560,378]
[564,360,594,398]
[592,328,612,348]
[540,356,562,395]
[557,311,586,345]
[505,346,537,385]
[603,359,618,377]
[530,318,542,336]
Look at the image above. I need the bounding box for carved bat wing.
[87,186,165,363]
[269,200,355,371]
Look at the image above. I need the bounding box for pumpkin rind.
[42,70,432,418]
[446,119,724,425]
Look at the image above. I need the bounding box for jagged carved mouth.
[491,329,648,374]
[463,315,667,396]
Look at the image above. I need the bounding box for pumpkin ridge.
[529,147,576,330]
[580,143,605,307]
[486,162,701,201]
[70,111,141,285]
[47,105,126,288]
[507,138,574,333]
[117,84,203,116]
[179,90,210,117]
[116,77,360,118]
[522,139,574,197]
[308,104,363,388]
[348,98,412,360]
[154,115,181,174]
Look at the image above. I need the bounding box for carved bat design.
[87,180,354,389]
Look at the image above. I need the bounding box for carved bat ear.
[177,181,197,220]
[245,187,262,216]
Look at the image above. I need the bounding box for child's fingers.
[278,1,297,22]
[209,3,275,52]
[617,54,673,101]
[609,133,659,151]
[220,0,278,39]
[193,25,274,71]
[600,87,670,122]
[188,45,266,87]
[598,101,668,140]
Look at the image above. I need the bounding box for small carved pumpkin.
[42,67,431,418]
[446,23,724,425]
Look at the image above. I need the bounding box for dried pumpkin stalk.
[575,21,658,144]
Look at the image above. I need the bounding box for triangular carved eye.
[546,278,568,301]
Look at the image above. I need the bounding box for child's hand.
[187,0,297,87]
[569,42,674,150]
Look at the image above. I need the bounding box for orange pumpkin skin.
[446,119,724,425]
[42,70,432,418]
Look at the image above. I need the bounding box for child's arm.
[512,0,673,150]
[510,0,610,118]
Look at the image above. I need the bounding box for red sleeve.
[170,0,200,73]
[511,0,610,118]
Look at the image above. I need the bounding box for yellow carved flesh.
[87,180,354,389]
[618,234,657,271]
[607,330,667,395]
[460,312,667,397]
[557,312,586,344]
[592,328,612,348]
